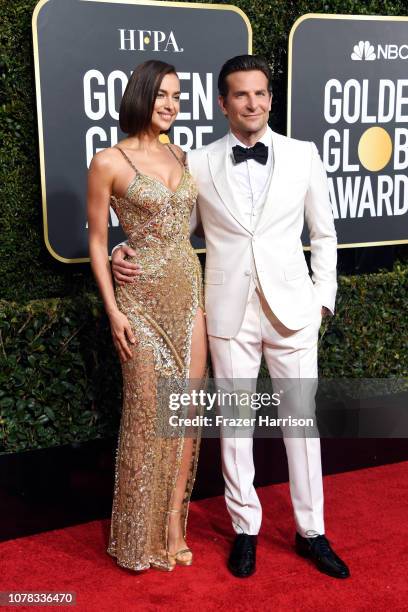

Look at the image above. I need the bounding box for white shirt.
[226,126,274,292]
[227,126,274,231]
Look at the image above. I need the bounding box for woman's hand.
[109,309,136,362]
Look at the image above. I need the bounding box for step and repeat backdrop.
[33,4,408,260]
[288,14,408,248]
[32,0,251,262]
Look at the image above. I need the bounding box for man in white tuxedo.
[111,55,349,579]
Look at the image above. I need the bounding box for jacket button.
[244,270,251,276]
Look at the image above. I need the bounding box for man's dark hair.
[218,55,273,97]
[119,60,177,135]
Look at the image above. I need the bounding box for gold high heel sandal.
[167,509,193,567]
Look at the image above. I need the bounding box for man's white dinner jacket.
[187,128,337,338]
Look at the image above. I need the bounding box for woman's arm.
[87,151,135,362]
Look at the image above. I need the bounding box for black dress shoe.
[227,534,257,578]
[295,533,350,579]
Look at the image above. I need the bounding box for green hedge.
[0,294,121,453]
[1,263,407,453]
[318,263,408,377]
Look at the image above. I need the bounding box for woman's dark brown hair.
[119,60,177,135]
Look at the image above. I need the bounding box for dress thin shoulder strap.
[116,146,139,174]
[166,143,186,168]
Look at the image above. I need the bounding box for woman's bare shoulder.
[89,147,122,177]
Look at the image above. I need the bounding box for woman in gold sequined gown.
[88,60,207,572]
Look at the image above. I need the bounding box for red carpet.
[1,461,408,611]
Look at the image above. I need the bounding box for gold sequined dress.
[107,145,204,571]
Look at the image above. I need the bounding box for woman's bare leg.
[167,307,207,556]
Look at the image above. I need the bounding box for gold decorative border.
[32,0,252,263]
[287,12,408,249]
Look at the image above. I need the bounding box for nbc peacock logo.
[351,40,376,61]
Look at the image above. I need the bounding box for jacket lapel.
[255,130,284,232]
[207,135,252,233]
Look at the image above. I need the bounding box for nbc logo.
[351,40,376,61]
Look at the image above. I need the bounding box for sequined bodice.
[110,168,197,248]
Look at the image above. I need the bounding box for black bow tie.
[232,141,268,165]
